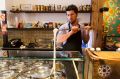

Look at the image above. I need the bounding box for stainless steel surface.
[0,60,65,79]
[8,50,81,58]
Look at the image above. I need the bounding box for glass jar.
[11,6,16,11]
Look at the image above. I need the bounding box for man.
[57,4,91,79]
[57,4,90,52]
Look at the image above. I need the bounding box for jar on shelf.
[48,5,51,11]
[18,22,24,28]
[32,5,36,11]
[86,5,91,11]
[41,5,45,11]
[44,23,49,28]
[79,5,83,11]
[45,6,49,11]
[48,22,53,28]
[37,5,40,11]
[82,5,87,11]
[56,5,62,11]
[62,6,67,11]
[51,4,55,11]
[35,5,38,11]
[11,6,16,11]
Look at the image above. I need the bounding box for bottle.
[54,4,56,11]
[15,16,18,28]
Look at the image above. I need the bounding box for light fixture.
[100,7,109,13]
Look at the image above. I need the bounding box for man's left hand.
[83,25,91,31]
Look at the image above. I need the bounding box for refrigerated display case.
[0,49,84,79]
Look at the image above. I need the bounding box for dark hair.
[66,4,78,14]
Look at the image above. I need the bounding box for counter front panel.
[85,49,120,79]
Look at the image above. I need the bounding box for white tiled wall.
[5,0,93,48]
[5,0,91,26]
[0,0,5,10]
[6,0,91,9]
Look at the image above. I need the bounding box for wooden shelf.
[2,48,63,51]
[7,28,53,30]
[10,10,92,13]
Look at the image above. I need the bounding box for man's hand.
[83,25,91,31]
[82,25,91,44]
[71,26,80,34]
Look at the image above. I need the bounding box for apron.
[62,22,82,52]
[62,23,82,79]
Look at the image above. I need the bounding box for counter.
[2,48,63,51]
[2,48,82,58]
[0,49,84,79]
[85,48,120,79]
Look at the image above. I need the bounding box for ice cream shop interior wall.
[0,0,92,48]
[2,0,119,49]
[103,0,120,50]
[0,0,6,47]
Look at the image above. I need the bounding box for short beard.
[69,20,77,25]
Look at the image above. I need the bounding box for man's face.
[66,10,77,24]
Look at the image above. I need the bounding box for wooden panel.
[97,0,104,48]
[91,0,104,48]
[91,0,98,12]
[86,49,120,79]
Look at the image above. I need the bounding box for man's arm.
[81,26,91,44]
[57,31,73,43]
[57,26,79,43]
